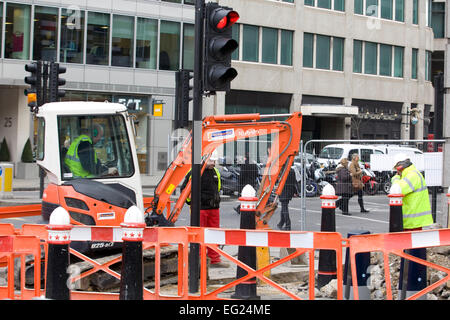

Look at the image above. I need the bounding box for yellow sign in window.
[153,103,163,117]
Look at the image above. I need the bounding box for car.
[316,144,385,166]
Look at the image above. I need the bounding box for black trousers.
[349,189,365,210]
[336,194,350,213]
[278,200,291,230]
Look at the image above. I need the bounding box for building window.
[159,20,180,71]
[412,0,418,25]
[425,50,432,81]
[281,30,293,66]
[379,44,392,76]
[332,37,344,71]
[242,25,259,62]
[262,27,278,64]
[353,40,363,73]
[381,0,393,20]
[5,3,31,60]
[356,0,402,20]
[364,41,377,75]
[33,6,58,62]
[411,48,418,79]
[303,33,314,68]
[318,0,332,9]
[305,0,315,5]
[232,24,240,60]
[305,0,345,11]
[86,12,110,66]
[432,2,445,38]
[394,0,404,22]
[366,0,378,17]
[60,8,85,64]
[183,23,195,70]
[316,35,331,70]
[426,0,432,27]
[112,15,134,68]
[0,3,2,58]
[354,0,364,14]
[393,46,403,77]
[136,17,158,69]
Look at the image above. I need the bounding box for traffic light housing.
[49,62,66,102]
[24,61,42,110]
[175,69,193,129]
[203,3,239,93]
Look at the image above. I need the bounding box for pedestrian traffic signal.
[49,62,66,102]
[24,61,42,110]
[175,69,193,128]
[203,2,239,93]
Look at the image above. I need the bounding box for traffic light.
[203,2,239,93]
[49,62,66,102]
[175,69,193,128]
[24,61,42,110]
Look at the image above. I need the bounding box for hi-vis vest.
[391,164,433,229]
[64,135,98,178]
[186,167,221,204]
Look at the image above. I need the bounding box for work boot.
[210,261,230,268]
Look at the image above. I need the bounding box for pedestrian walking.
[335,158,352,215]
[277,168,298,230]
[348,153,370,213]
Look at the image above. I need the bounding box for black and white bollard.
[343,230,371,300]
[388,184,404,232]
[317,184,338,289]
[231,185,260,300]
[119,206,145,300]
[45,207,72,300]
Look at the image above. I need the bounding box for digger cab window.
[58,114,134,179]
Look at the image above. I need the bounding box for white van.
[317,144,385,165]
[373,144,423,156]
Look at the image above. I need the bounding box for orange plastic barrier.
[348,228,450,300]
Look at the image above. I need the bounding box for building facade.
[0,0,438,177]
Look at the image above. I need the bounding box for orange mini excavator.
[35,101,302,230]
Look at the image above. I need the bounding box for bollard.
[388,184,403,232]
[45,207,72,300]
[119,206,146,300]
[231,185,260,300]
[343,230,371,300]
[317,184,338,289]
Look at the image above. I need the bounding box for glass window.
[5,3,31,60]
[393,46,403,77]
[162,0,181,3]
[411,48,418,79]
[159,20,180,70]
[334,0,345,11]
[183,23,195,70]
[242,25,259,62]
[319,147,344,160]
[60,8,85,64]
[33,6,58,62]
[412,0,418,24]
[317,0,332,9]
[316,35,330,69]
[366,0,378,17]
[136,17,158,69]
[281,30,293,66]
[381,0,393,19]
[112,15,134,67]
[283,0,294,3]
[427,0,432,27]
[86,12,110,66]
[354,0,364,14]
[425,50,431,81]
[353,40,362,73]
[231,24,240,60]
[303,33,314,68]
[364,41,377,75]
[379,44,392,76]
[0,3,3,57]
[184,0,195,5]
[305,0,315,6]
[432,2,445,38]
[395,0,404,22]
[262,27,278,64]
[37,117,45,161]
[333,37,344,71]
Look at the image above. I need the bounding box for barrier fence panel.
[348,228,450,300]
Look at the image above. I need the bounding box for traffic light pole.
[189,0,204,294]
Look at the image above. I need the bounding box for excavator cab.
[36,102,143,227]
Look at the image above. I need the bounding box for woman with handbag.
[335,158,352,215]
[348,153,370,213]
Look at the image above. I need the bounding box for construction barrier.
[0,163,13,199]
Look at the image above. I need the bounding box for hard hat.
[393,152,409,168]
[210,150,219,161]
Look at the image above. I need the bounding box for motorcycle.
[361,163,379,195]
[219,165,240,196]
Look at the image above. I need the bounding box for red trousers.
[200,208,221,264]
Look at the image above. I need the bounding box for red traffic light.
[211,8,240,31]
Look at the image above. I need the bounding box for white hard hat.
[393,153,409,168]
[209,150,219,161]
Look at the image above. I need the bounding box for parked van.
[317,144,385,165]
[372,144,423,156]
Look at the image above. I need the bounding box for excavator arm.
[146,112,302,229]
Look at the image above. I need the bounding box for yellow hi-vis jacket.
[391,164,433,229]
[185,167,221,204]
[64,135,98,178]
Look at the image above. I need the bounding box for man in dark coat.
[335,158,352,215]
[277,168,298,230]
